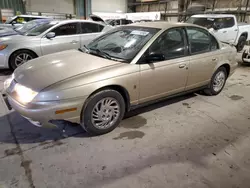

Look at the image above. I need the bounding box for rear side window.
[81,23,103,34]
[52,23,78,36]
[186,27,211,54]
[217,17,235,28]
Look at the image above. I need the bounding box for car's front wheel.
[81,89,125,135]
[204,67,228,96]
[9,50,37,70]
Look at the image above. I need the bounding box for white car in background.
[186,14,250,51]
[0,19,112,69]
[0,15,48,28]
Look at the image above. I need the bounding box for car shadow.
[0,93,197,144]
[0,69,12,76]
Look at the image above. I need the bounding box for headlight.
[3,74,14,91]
[14,83,38,104]
[0,44,8,51]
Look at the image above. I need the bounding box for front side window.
[81,23,103,33]
[148,28,186,60]
[52,23,78,36]
[85,26,160,62]
[186,27,211,54]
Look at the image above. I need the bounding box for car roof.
[130,21,198,29]
[191,14,235,18]
[56,19,106,25]
[16,15,48,18]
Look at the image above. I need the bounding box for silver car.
[0,19,112,69]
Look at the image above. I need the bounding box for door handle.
[71,40,79,44]
[212,58,218,61]
[179,64,186,68]
[223,31,227,33]
[234,29,238,31]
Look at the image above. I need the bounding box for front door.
[40,22,80,55]
[185,27,220,90]
[138,28,189,103]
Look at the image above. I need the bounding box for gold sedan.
[4,22,238,135]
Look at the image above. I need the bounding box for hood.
[0,34,36,43]
[14,50,121,91]
[0,27,17,37]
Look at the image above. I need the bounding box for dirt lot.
[0,59,250,188]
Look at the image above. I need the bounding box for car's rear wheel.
[204,67,227,96]
[9,50,37,70]
[81,89,125,135]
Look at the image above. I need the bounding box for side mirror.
[46,32,56,39]
[146,53,165,62]
[11,21,17,25]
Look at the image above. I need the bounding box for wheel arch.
[80,84,131,123]
[240,32,248,40]
[218,63,230,77]
[8,48,38,68]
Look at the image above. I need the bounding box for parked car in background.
[4,22,237,135]
[106,19,133,26]
[1,15,48,29]
[0,19,112,69]
[0,19,52,38]
[242,47,250,64]
[186,14,250,51]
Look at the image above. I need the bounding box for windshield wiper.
[89,48,112,60]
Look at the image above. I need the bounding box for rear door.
[185,27,221,90]
[40,22,80,55]
[79,22,104,47]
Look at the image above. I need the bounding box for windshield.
[186,17,235,29]
[5,16,15,24]
[85,26,160,62]
[25,21,57,36]
[15,20,46,34]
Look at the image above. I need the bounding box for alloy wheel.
[213,71,226,92]
[15,53,33,67]
[91,97,120,130]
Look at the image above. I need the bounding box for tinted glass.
[52,23,78,36]
[186,27,210,54]
[81,23,103,33]
[186,17,235,29]
[86,26,160,61]
[149,28,185,60]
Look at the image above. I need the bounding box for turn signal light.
[0,44,7,51]
[55,108,77,114]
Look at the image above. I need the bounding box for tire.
[236,36,247,52]
[81,89,125,135]
[204,67,228,96]
[9,50,37,70]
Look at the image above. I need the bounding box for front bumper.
[0,49,9,68]
[6,95,86,128]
